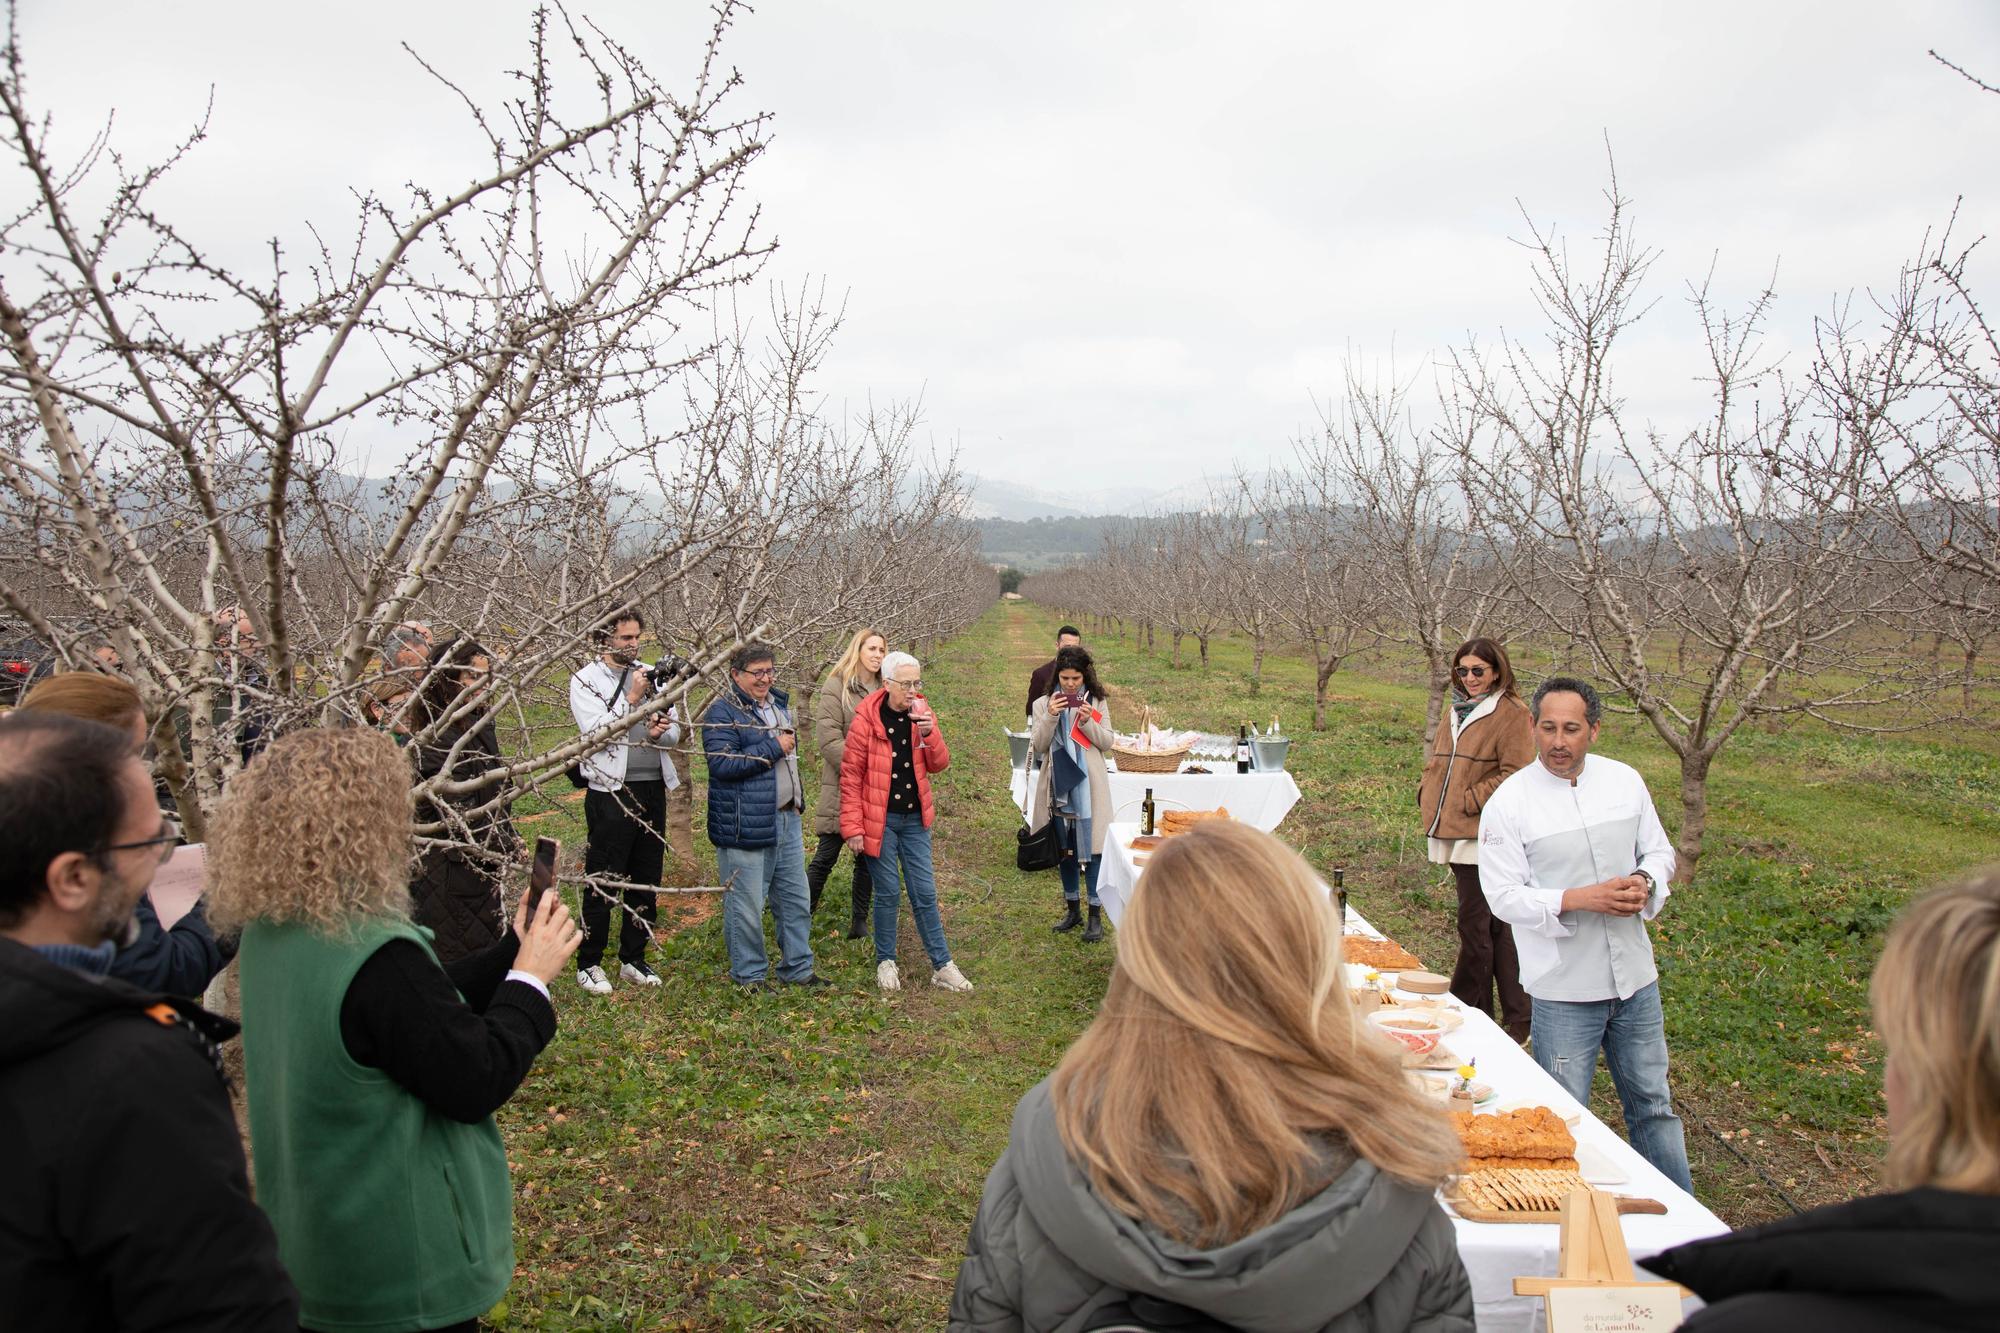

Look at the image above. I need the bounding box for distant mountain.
[960,472,1263,521]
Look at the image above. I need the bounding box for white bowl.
[1367,1010,1444,1056]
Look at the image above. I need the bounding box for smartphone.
[528,836,560,919]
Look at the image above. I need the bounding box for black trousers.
[580,780,666,968]
[804,832,873,916]
[1449,861,1532,1041]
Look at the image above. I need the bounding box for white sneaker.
[876,960,901,992]
[576,965,612,994]
[619,961,662,987]
[931,961,973,993]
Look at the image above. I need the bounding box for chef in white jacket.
[1478,675,1691,1191]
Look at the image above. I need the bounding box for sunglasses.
[1455,665,1491,678]
[102,814,182,865]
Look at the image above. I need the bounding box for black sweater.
[337,929,556,1124]
[1648,1187,2000,1332]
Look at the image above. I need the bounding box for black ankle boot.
[846,889,870,941]
[1053,900,1082,932]
[1081,906,1104,942]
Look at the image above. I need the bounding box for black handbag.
[1016,818,1063,872]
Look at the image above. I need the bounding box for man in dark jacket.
[701,643,820,988]
[1024,624,1081,719]
[0,712,297,1330]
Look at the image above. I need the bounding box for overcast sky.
[14,1,2000,499]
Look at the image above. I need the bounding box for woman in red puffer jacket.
[839,651,972,996]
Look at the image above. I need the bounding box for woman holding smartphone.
[1027,645,1114,942]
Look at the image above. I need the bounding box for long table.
[1009,764,1302,832]
[1094,821,1728,1331]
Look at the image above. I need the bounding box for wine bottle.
[1333,865,1348,935]
[1140,787,1156,836]
[1235,723,1251,774]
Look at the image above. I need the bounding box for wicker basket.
[1108,705,1191,774]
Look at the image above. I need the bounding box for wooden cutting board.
[1448,1194,1668,1224]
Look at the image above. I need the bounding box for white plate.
[1575,1142,1628,1187]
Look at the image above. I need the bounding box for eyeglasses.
[1455,665,1490,678]
[102,814,182,864]
[743,666,777,680]
[887,677,922,691]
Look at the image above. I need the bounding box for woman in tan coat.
[1417,637,1535,1040]
[810,628,885,938]
[1028,646,1115,942]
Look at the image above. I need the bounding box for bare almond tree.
[1249,456,1385,731]
[1457,181,1927,880]
[0,0,997,897]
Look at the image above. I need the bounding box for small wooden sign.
[1514,1188,1685,1329]
[1547,1284,1683,1332]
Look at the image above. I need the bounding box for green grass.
[483,602,2000,1328]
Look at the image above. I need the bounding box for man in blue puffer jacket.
[702,643,822,988]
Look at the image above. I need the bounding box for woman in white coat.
[1027,646,1114,942]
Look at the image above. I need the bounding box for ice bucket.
[1250,737,1291,772]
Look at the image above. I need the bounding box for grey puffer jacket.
[949,1081,1472,1333]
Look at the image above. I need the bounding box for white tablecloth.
[1010,767,1302,833]
[1094,826,1728,1331]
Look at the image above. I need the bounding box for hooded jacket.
[1646,1187,2000,1332]
[949,1080,1473,1333]
[0,936,297,1331]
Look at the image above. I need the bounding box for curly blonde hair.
[207,727,414,933]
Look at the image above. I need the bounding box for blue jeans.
[869,811,952,970]
[716,809,815,984]
[1056,818,1099,906]
[1532,982,1693,1192]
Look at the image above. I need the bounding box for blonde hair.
[20,671,144,732]
[207,727,414,934]
[1052,821,1463,1247]
[826,626,886,695]
[1872,870,2000,1194]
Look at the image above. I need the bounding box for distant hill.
[976,515,1120,571]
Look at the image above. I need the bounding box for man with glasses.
[568,608,679,993]
[702,642,823,989]
[0,711,298,1328]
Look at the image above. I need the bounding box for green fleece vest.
[238,917,513,1332]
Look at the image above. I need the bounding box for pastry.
[1158,807,1231,836]
[1451,1107,1576,1162]
[1341,936,1424,971]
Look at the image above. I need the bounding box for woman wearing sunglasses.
[1416,638,1534,1041]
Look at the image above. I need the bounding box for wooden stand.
[1515,1189,1687,1321]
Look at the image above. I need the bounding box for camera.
[643,653,699,691]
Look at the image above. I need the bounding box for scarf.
[35,939,118,976]
[1050,695,1096,862]
[1452,692,1482,726]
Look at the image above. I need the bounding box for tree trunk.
[1250,632,1265,694]
[1197,633,1209,667]
[1964,645,1978,715]
[1170,629,1183,668]
[1420,663,1451,750]
[1675,753,1712,884]
[1313,652,1339,730]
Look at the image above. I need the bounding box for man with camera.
[568,608,682,994]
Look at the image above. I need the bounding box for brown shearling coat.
[1417,692,1535,841]
[811,670,879,836]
